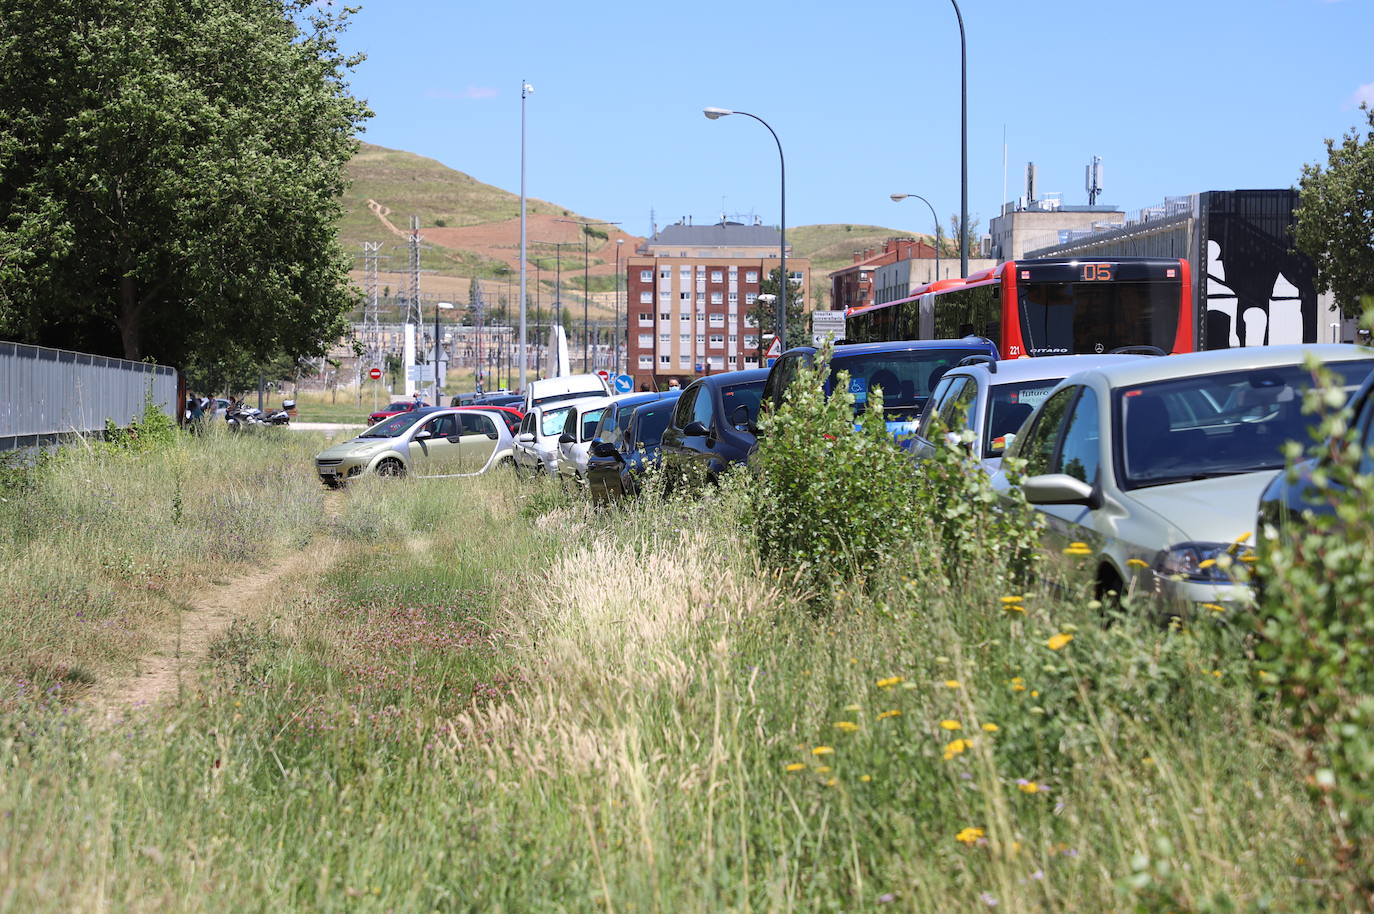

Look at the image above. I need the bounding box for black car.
[1257,367,1374,546]
[586,393,682,503]
[659,369,770,487]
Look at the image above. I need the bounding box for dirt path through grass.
[87,497,345,722]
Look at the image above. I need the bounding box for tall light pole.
[518,81,533,391]
[890,193,942,284]
[555,218,620,371]
[614,237,624,374]
[435,301,454,400]
[704,107,788,350]
[946,1,969,277]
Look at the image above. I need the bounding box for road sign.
[596,369,610,382]
[811,310,846,347]
[613,373,634,394]
[764,336,783,359]
[368,367,382,380]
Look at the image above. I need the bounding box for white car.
[911,354,1150,472]
[522,374,611,412]
[512,398,603,478]
[991,344,1374,613]
[555,396,613,483]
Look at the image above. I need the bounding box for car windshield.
[830,348,981,415]
[985,379,1063,456]
[632,405,675,449]
[541,407,572,437]
[382,401,413,412]
[360,411,427,438]
[1118,359,1374,489]
[721,382,765,425]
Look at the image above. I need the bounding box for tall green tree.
[1295,105,1374,317]
[747,267,809,352]
[0,0,371,383]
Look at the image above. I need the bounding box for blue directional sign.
[613,373,634,393]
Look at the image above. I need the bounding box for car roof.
[942,353,1149,385]
[1062,344,1374,390]
[788,337,996,359]
[685,368,771,390]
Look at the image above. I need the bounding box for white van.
[523,374,611,412]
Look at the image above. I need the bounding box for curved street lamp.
[704,106,788,351]
[890,193,942,284]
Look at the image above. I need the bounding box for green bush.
[1255,352,1374,903]
[746,347,919,598]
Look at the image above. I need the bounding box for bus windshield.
[1018,280,1179,356]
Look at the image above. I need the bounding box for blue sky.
[340,0,1373,240]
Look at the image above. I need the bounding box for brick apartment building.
[828,238,938,313]
[625,221,810,389]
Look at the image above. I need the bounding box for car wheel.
[1096,565,1126,619]
[376,458,406,478]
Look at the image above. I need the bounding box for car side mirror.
[559,432,575,445]
[683,421,709,437]
[1023,473,1099,508]
[591,440,619,459]
[486,430,499,440]
[730,404,752,430]
[413,429,432,440]
[517,432,535,444]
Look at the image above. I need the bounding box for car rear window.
[830,348,984,409]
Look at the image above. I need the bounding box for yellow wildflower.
[1062,541,1092,556]
[1127,558,1150,569]
[944,679,961,689]
[859,774,872,782]
[943,738,973,760]
[939,719,962,731]
[1010,677,1027,692]
[1046,633,1074,651]
[812,746,834,756]
[825,778,838,787]
[816,765,832,773]
[833,721,859,732]
[1018,781,1041,794]
[876,676,905,688]
[785,763,805,772]
[955,826,985,845]
[877,709,902,721]
[1203,602,1225,613]
[1003,602,1026,614]
[999,595,1024,605]
[981,722,999,733]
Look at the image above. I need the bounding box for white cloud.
[1352,83,1374,108]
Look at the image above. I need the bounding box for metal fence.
[0,341,178,451]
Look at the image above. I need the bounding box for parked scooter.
[226,399,294,431]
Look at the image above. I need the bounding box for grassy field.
[0,431,1349,911]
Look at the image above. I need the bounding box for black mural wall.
[1199,189,1324,348]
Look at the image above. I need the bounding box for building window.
[728,355,738,365]
[680,333,690,344]
[744,335,759,348]
[728,265,738,275]
[640,270,652,282]
[638,334,652,346]
[639,355,653,368]
[709,314,724,327]
[708,356,724,369]
[659,332,670,342]
[659,291,670,300]
[744,356,759,367]
[710,270,723,283]
[660,269,670,279]
[680,291,689,300]
[640,292,652,303]
[660,311,670,321]
[679,356,691,368]
[696,334,705,345]
[744,315,759,328]
[709,334,724,347]
[728,292,738,303]
[729,333,737,342]
[638,312,652,321]
[745,292,757,305]
[710,291,723,304]
[680,311,691,322]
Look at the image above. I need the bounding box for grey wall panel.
[0,341,176,442]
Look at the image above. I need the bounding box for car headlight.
[1153,542,1244,583]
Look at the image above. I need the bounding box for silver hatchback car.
[991,344,1374,614]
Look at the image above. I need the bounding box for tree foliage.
[1295,105,1374,317]
[0,0,371,386]
[746,267,808,352]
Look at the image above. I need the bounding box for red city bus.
[843,257,1194,357]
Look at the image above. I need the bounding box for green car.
[314,408,515,486]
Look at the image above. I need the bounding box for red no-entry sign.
[368,367,382,380]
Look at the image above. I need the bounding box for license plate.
[319,468,336,476]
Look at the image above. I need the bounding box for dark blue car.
[660,368,770,486]
[759,337,1000,437]
[586,392,682,503]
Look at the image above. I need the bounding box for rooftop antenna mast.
[1085,155,1104,205]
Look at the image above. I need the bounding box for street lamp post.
[555,218,620,371]
[704,106,788,350]
[946,0,969,277]
[889,193,942,283]
[435,301,454,400]
[614,237,624,374]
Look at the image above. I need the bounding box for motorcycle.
[226,399,294,431]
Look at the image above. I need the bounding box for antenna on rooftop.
[1085,155,1104,205]
[1025,162,1038,205]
